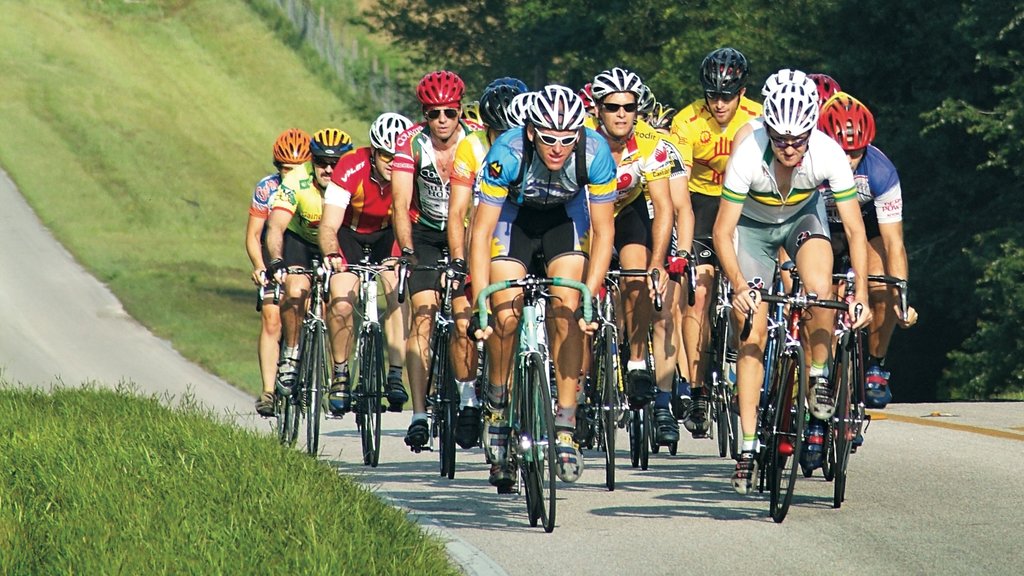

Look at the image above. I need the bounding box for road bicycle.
[476,275,592,533]
[701,264,740,459]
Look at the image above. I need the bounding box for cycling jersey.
[722,127,856,224]
[249,173,282,219]
[450,129,490,189]
[670,96,763,197]
[392,120,476,231]
[586,118,673,214]
[325,147,393,233]
[822,144,903,225]
[270,162,322,244]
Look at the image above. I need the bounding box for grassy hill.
[0,0,370,391]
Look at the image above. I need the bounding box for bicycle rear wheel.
[357,324,384,467]
[521,352,557,532]
[768,345,806,523]
[305,323,329,456]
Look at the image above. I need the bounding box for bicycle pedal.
[409,446,433,453]
[387,404,404,413]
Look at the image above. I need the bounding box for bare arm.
[670,176,694,256]
[391,169,415,252]
[836,198,872,328]
[319,202,345,271]
[447,181,474,262]
[265,208,292,264]
[877,221,909,281]
[245,214,267,285]
[586,200,616,298]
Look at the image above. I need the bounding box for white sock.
[412,412,428,424]
[627,360,646,372]
[283,346,298,360]
[458,380,478,409]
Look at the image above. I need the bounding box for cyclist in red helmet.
[392,70,480,449]
[808,73,842,108]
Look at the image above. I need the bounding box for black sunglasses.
[425,108,459,120]
[705,90,739,102]
[601,102,638,113]
[768,133,811,150]
[313,157,336,169]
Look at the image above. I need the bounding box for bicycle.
[740,261,847,523]
[824,271,908,508]
[344,246,396,467]
[399,252,462,479]
[274,259,332,456]
[618,270,662,470]
[476,275,592,533]
[701,264,740,460]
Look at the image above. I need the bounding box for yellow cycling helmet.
[311,128,354,159]
[461,101,483,125]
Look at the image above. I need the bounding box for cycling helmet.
[637,84,657,115]
[579,83,596,110]
[507,92,535,127]
[273,128,312,165]
[645,102,678,131]
[462,101,482,124]
[369,112,414,155]
[310,128,354,159]
[528,85,586,131]
[416,70,465,106]
[699,47,749,95]
[762,68,810,97]
[591,67,645,102]
[819,92,876,150]
[763,80,819,136]
[808,73,842,106]
[479,77,528,131]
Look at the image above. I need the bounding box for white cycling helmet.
[637,84,657,115]
[508,91,535,127]
[763,80,819,136]
[762,68,812,97]
[528,85,586,131]
[369,112,414,155]
[591,67,644,102]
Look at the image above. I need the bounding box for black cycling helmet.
[479,77,528,132]
[699,47,750,95]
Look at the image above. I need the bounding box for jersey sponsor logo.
[418,166,442,185]
[700,130,712,145]
[339,161,365,185]
[488,160,502,179]
[747,277,765,290]
[654,147,668,163]
[879,197,902,216]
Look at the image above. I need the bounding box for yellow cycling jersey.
[269,162,323,244]
[450,129,490,189]
[586,117,673,214]
[670,96,762,197]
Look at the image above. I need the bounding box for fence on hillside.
[266,0,405,112]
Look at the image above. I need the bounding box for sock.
[333,362,349,381]
[486,383,507,408]
[458,379,479,409]
[742,434,756,452]
[554,404,575,429]
[388,364,403,381]
[868,355,886,368]
[655,389,671,409]
[809,362,826,378]
[627,359,646,372]
[283,346,298,360]
[411,412,428,424]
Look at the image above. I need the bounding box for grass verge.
[0,385,458,575]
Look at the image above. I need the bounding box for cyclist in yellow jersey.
[669,47,762,438]
[447,77,528,452]
[589,68,675,443]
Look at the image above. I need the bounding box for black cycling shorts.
[613,194,653,253]
[337,227,399,265]
[408,223,448,295]
[281,229,320,269]
[497,204,581,275]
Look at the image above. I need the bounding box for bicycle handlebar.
[738,288,850,341]
[833,271,910,323]
[475,276,593,329]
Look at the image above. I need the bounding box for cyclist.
[462,100,483,125]
[712,77,873,495]
[448,77,528,448]
[265,128,352,394]
[470,85,617,489]
[818,92,918,409]
[247,128,310,416]
[319,113,414,416]
[392,70,478,449]
[669,47,762,438]
[579,83,597,118]
[589,68,674,444]
[809,73,842,108]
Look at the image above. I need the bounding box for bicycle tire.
[429,326,457,479]
[642,407,652,468]
[768,345,806,523]
[716,386,729,458]
[521,352,557,532]
[597,324,617,491]
[357,324,384,467]
[628,408,641,468]
[305,323,329,456]
[833,330,859,508]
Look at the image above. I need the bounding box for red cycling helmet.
[819,92,876,150]
[808,73,842,107]
[416,70,465,107]
[579,83,595,110]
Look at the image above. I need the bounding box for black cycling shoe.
[455,406,482,449]
[626,369,656,406]
[328,379,351,416]
[683,387,710,438]
[385,376,408,412]
[654,406,680,445]
[489,464,515,494]
[404,419,430,449]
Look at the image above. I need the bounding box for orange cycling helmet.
[416,70,465,106]
[819,92,876,150]
[273,128,312,165]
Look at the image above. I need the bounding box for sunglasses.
[768,133,811,150]
[425,108,459,120]
[601,102,638,113]
[705,90,739,102]
[535,130,579,147]
[845,147,866,159]
[313,157,336,169]
[375,149,395,163]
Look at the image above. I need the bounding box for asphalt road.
[3,166,1023,575]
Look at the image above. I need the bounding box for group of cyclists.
[244,46,917,496]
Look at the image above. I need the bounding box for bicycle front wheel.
[357,324,384,467]
[768,345,807,523]
[305,322,329,456]
[596,325,618,491]
[521,352,557,532]
[428,326,456,479]
[832,331,858,508]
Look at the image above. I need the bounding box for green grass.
[0,385,459,575]
[0,0,370,393]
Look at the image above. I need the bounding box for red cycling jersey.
[327,147,393,234]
